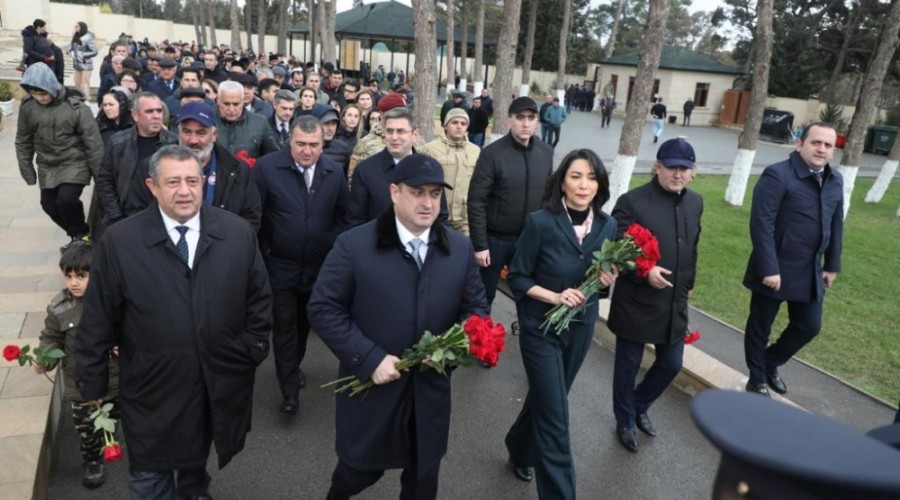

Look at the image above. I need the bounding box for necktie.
[281,124,289,142]
[167,81,173,91]
[812,170,824,188]
[175,226,190,265]
[408,238,424,270]
[302,167,312,191]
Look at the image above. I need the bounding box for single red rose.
[103,443,123,462]
[3,345,21,362]
[684,330,702,345]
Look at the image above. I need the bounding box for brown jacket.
[418,136,480,235]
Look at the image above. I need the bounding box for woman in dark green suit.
[504,149,618,500]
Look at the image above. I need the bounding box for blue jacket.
[253,147,350,291]
[145,77,180,100]
[307,208,487,471]
[744,151,843,303]
[544,105,567,126]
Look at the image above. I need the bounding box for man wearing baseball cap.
[607,137,703,453]
[418,108,480,235]
[467,96,554,310]
[309,154,487,500]
[320,109,352,172]
[176,101,261,230]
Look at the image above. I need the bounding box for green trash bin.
[868,125,898,155]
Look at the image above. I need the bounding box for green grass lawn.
[628,174,900,403]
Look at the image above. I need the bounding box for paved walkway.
[0,108,884,498]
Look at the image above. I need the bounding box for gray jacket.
[67,32,97,71]
[15,63,103,189]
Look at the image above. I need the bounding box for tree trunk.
[412,0,438,141]
[724,0,774,207]
[522,0,539,86]
[258,0,267,56]
[865,136,900,203]
[821,2,864,103]
[460,0,468,83]
[278,0,288,55]
[189,0,204,47]
[446,0,456,90]
[603,0,625,59]
[230,0,242,50]
[604,0,671,212]
[308,0,316,65]
[840,0,900,219]
[206,0,218,47]
[473,0,485,89]
[245,2,254,53]
[322,0,337,66]
[556,0,572,92]
[491,0,525,137]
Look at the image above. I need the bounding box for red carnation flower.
[684,329,702,345]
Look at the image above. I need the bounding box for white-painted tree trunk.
[839,165,858,219]
[556,89,565,102]
[603,154,638,213]
[460,78,467,91]
[473,81,484,96]
[864,159,898,203]
[725,149,757,206]
[519,84,529,97]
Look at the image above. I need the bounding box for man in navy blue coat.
[308,154,488,500]
[743,122,843,397]
[253,115,350,413]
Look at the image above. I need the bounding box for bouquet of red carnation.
[684,329,702,345]
[322,315,506,397]
[235,150,256,168]
[3,344,65,383]
[90,402,123,463]
[541,223,660,335]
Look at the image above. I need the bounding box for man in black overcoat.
[253,115,350,413]
[608,138,703,453]
[308,154,488,500]
[742,122,843,397]
[76,145,272,499]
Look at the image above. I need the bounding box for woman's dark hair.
[59,244,92,275]
[71,22,88,46]
[542,148,610,214]
[117,69,140,89]
[96,89,133,131]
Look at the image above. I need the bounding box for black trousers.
[612,336,684,429]
[505,314,594,500]
[547,125,561,147]
[478,235,518,310]
[744,292,822,384]
[327,405,440,500]
[272,288,312,398]
[40,183,89,238]
[601,113,612,128]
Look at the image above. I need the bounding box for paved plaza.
[0,109,890,499]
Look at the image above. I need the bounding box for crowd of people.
[15,17,851,500]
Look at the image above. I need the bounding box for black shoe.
[636,412,657,437]
[766,371,787,395]
[653,136,658,143]
[616,427,638,452]
[745,380,771,397]
[82,460,105,489]
[280,396,299,413]
[508,456,533,482]
[298,367,307,389]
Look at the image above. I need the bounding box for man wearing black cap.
[742,122,843,397]
[467,96,553,309]
[308,154,487,500]
[440,89,469,126]
[320,109,353,173]
[254,115,350,414]
[607,137,703,453]
[146,57,180,100]
[176,101,261,230]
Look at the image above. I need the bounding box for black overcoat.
[307,208,488,472]
[75,203,272,471]
[743,151,843,303]
[607,177,703,345]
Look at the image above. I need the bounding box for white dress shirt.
[396,219,430,264]
[159,207,201,268]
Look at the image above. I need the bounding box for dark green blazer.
[508,208,618,322]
